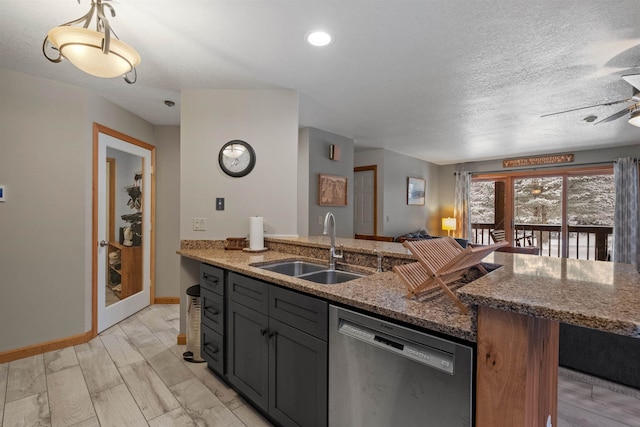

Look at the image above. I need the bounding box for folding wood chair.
[490,229,506,243]
[393,237,508,314]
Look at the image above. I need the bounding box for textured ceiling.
[1,0,640,164]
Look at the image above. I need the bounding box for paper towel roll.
[249,216,264,250]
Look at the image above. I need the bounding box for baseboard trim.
[177,334,186,345]
[0,330,95,364]
[154,297,180,304]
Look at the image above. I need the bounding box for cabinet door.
[227,299,269,409]
[269,318,327,427]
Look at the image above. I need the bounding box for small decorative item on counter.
[225,237,247,250]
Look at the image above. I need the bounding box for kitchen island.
[179,236,640,427]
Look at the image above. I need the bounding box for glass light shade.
[223,144,246,158]
[628,109,640,127]
[47,27,140,78]
[442,217,457,231]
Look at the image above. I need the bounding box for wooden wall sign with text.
[503,153,574,168]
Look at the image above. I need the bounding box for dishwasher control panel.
[338,320,455,374]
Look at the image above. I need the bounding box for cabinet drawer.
[201,264,224,295]
[202,323,224,376]
[201,287,224,334]
[269,286,328,341]
[228,272,268,314]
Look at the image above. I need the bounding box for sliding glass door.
[470,167,614,260]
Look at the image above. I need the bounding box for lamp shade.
[442,217,457,231]
[47,27,140,78]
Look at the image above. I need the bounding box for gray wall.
[355,148,441,238]
[303,128,354,238]
[0,68,159,352]
[154,126,181,298]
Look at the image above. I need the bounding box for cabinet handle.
[204,307,219,315]
[260,328,268,336]
[202,273,218,283]
[269,332,276,339]
[203,343,219,354]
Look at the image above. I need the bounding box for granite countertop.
[179,237,640,342]
[178,242,476,342]
[458,252,640,338]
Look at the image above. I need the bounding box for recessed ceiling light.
[306,31,333,47]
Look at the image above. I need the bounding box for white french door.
[96,129,152,332]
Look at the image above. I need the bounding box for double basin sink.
[254,260,366,284]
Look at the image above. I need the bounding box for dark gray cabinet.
[227,272,328,427]
[200,263,225,376]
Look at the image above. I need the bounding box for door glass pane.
[513,177,563,256]
[105,147,144,307]
[567,174,614,260]
[470,180,502,245]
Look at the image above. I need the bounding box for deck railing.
[471,223,613,261]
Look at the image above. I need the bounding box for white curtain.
[454,171,472,239]
[613,157,639,270]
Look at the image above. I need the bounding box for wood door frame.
[92,123,156,336]
[354,165,378,235]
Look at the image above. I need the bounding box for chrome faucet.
[323,212,343,270]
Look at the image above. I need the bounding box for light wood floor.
[0,304,638,426]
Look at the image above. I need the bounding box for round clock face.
[218,140,256,177]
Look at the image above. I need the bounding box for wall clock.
[218,140,256,177]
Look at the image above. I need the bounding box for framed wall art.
[319,174,347,206]
[407,177,425,205]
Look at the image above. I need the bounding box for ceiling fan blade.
[540,98,631,118]
[622,74,640,91]
[593,105,634,125]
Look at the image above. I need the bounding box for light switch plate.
[0,185,4,202]
[193,217,207,231]
[216,198,224,210]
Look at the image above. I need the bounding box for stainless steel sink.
[254,260,367,284]
[257,260,326,276]
[297,269,365,284]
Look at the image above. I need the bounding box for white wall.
[180,90,299,240]
[0,69,157,353]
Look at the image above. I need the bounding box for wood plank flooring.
[0,304,638,426]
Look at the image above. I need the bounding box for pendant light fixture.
[42,0,140,83]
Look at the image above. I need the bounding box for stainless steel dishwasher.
[329,306,473,427]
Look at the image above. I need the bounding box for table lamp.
[442,217,457,237]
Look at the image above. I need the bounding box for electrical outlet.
[318,215,323,225]
[193,217,207,231]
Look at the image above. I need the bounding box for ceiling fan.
[541,74,640,126]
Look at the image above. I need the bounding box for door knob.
[99,240,109,247]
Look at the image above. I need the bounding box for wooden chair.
[393,238,509,314]
[490,229,506,243]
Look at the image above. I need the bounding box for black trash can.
[183,284,205,363]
